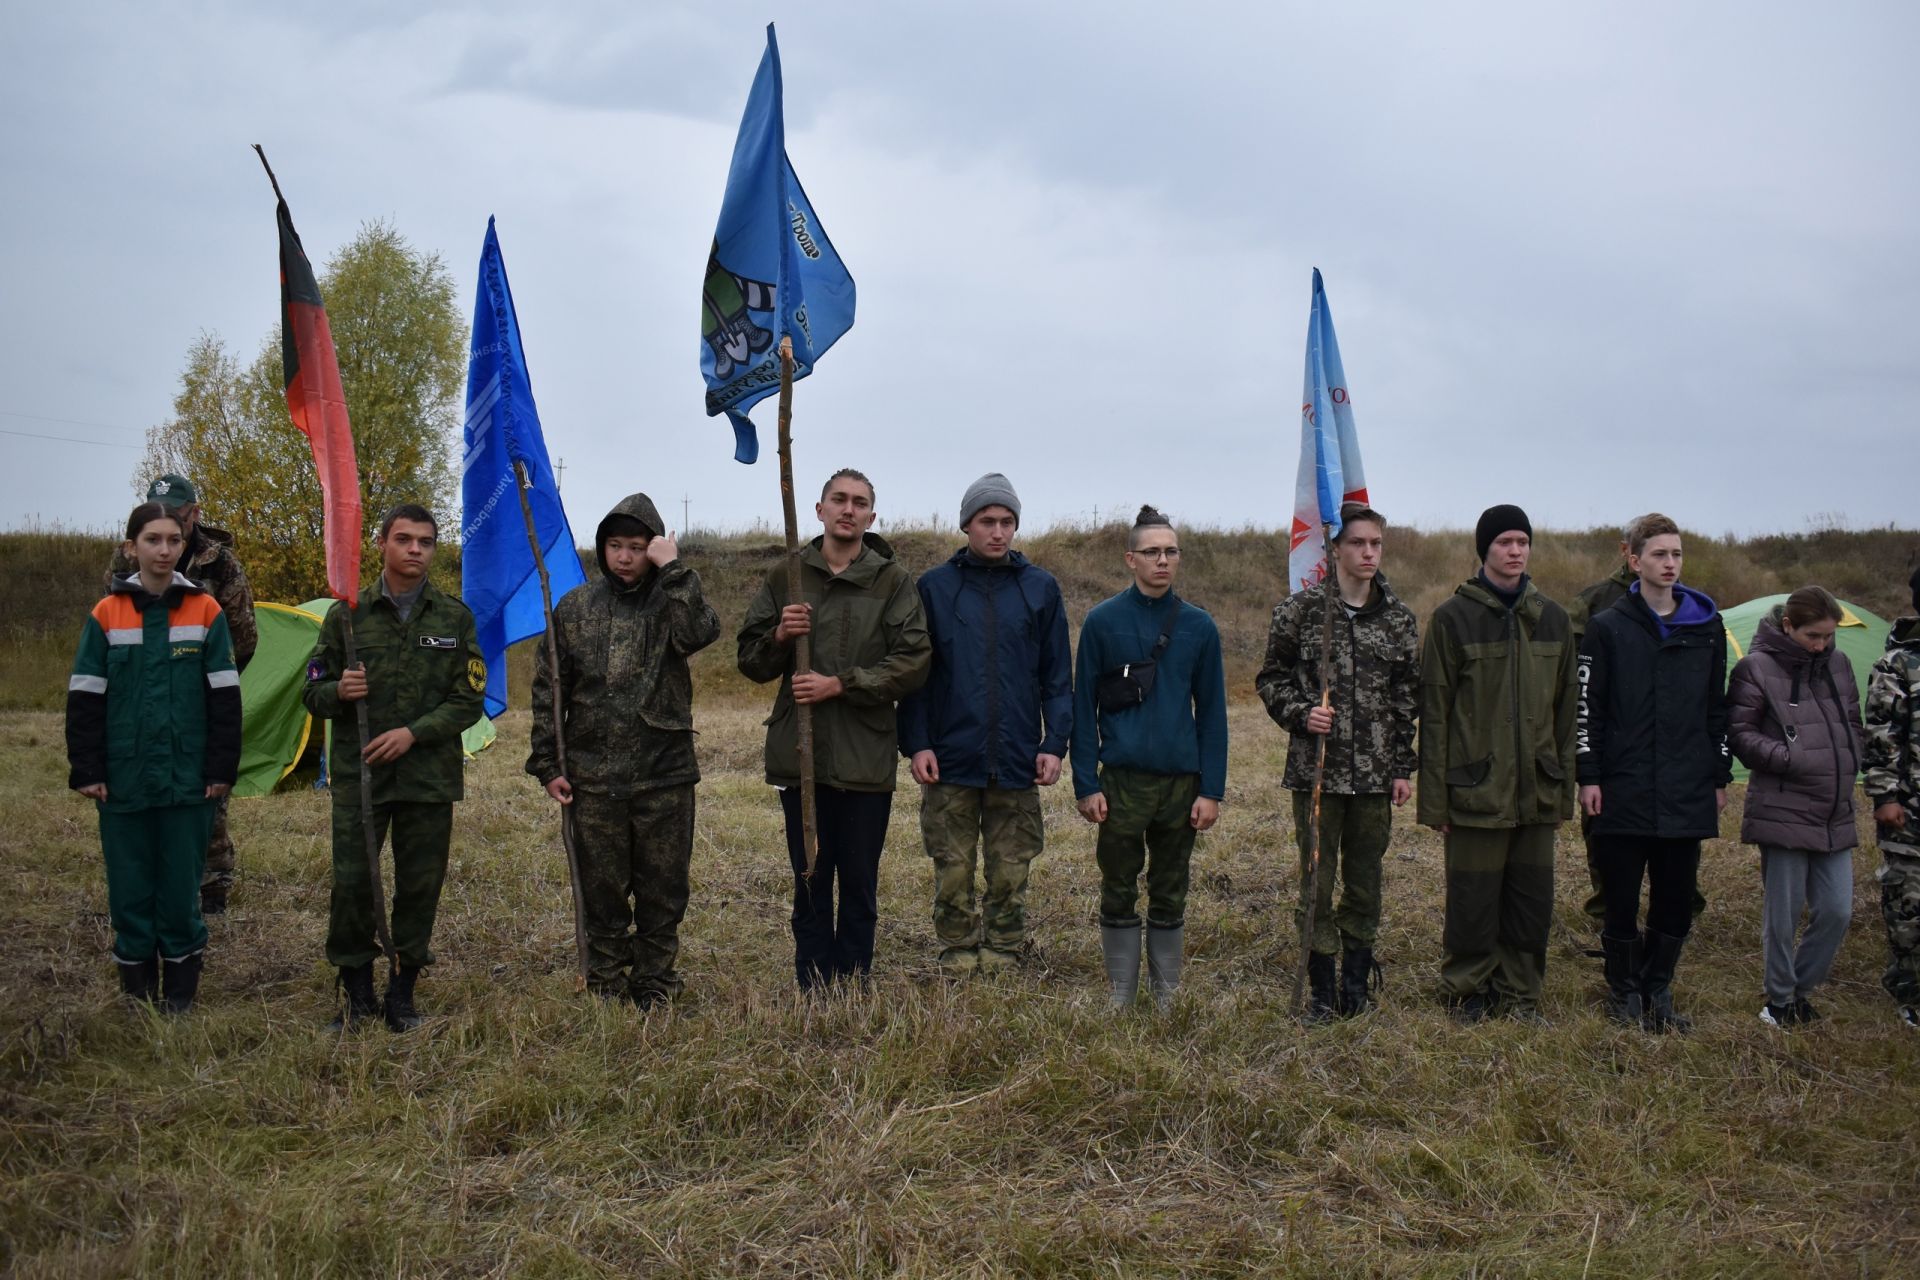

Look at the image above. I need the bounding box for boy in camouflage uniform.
[303,505,485,1031]
[897,474,1072,975]
[107,474,257,916]
[1256,503,1419,1020]
[528,494,720,1007]
[1865,565,1920,1028]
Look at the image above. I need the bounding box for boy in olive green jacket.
[1418,506,1578,1022]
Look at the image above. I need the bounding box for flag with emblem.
[1288,268,1369,591]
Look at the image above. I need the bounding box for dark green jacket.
[302,576,485,804]
[528,494,722,795]
[736,533,932,792]
[1567,563,1634,650]
[1417,577,1579,829]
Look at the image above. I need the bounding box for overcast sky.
[3,2,1915,543]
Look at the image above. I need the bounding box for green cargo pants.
[921,782,1044,954]
[1441,823,1557,1012]
[570,785,697,1000]
[1292,791,1390,956]
[327,799,453,970]
[1094,767,1199,930]
[100,803,213,962]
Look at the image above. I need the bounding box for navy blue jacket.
[896,549,1072,789]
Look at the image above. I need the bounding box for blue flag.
[701,22,856,464]
[1288,269,1370,591]
[460,217,587,718]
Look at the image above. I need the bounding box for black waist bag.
[1095,598,1180,713]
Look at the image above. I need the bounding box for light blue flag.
[700,22,856,464]
[461,216,587,718]
[1288,268,1370,590]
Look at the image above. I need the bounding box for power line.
[0,408,147,435]
[0,426,141,450]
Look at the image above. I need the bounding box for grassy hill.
[1,518,1918,1273]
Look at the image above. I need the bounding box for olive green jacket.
[736,533,932,792]
[302,576,486,804]
[1417,577,1579,829]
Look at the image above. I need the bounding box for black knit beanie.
[1475,504,1532,563]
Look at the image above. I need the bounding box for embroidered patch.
[466,657,487,692]
[419,635,459,649]
[307,657,328,682]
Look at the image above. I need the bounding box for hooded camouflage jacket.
[107,522,257,669]
[1567,563,1634,650]
[1417,577,1578,829]
[736,532,932,792]
[1255,574,1419,794]
[527,494,721,796]
[1865,616,1920,832]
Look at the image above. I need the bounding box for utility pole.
[555,457,566,494]
[682,493,690,535]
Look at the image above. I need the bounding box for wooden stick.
[1292,522,1339,1018]
[515,460,590,992]
[341,608,396,979]
[776,337,819,878]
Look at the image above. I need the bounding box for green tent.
[1721,593,1890,782]
[235,598,496,798]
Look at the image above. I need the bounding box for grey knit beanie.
[960,473,1021,528]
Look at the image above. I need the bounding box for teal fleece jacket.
[1070,586,1228,799]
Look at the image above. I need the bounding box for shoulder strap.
[1150,596,1181,659]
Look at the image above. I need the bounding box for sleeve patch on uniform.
[307,658,328,683]
[467,657,487,692]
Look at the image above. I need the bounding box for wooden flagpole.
[776,337,819,877]
[515,460,590,991]
[1291,523,1339,1018]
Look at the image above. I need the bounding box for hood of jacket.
[804,531,899,586]
[110,569,204,610]
[1750,608,1839,675]
[1888,615,1920,652]
[944,546,1033,574]
[594,493,665,591]
[1455,574,1549,625]
[1627,580,1718,635]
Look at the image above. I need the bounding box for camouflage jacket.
[736,532,932,792]
[527,555,721,797]
[1567,563,1634,650]
[301,576,485,805]
[1255,575,1419,794]
[107,523,257,669]
[1865,616,1920,827]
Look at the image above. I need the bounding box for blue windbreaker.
[896,549,1072,789]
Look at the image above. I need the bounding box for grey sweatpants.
[1760,845,1854,1006]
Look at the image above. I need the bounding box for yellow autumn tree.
[138,221,466,602]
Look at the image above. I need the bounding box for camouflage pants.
[570,786,696,1000]
[1878,839,1920,1003]
[920,782,1044,953]
[1292,791,1390,956]
[201,794,235,892]
[327,799,452,970]
[1094,767,1199,930]
[1441,824,1556,1011]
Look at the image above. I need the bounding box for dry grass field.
[2,520,1917,1276]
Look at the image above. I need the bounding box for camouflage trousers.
[327,799,452,970]
[1441,824,1556,1011]
[920,782,1044,954]
[570,786,696,1001]
[1094,767,1199,930]
[1292,791,1390,956]
[201,794,234,892]
[1877,838,1920,1004]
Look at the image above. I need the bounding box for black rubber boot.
[200,883,228,917]
[160,953,204,1015]
[1305,951,1339,1023]
[1338,945,1380,1017]
[1600,933,1644,1026]
[328,963,379,1031]
[384,965,424,1033]
[117,957,159,1005]
[1638,929,1692,1034]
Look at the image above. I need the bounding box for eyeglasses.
[1131,547,1181,561]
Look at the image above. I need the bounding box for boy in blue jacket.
[898,474,1072,974]
[1072,504,1229,1010]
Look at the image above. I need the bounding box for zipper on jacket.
[983,566,1001,786]
[1509,607,1524,812]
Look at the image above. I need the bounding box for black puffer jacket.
[1727,609,1862,852]
[1576,587,1732,838]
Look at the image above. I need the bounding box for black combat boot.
[329,963,379,1031]
[200,882,228,917]
[160,953,204,1015]
[1305,951,1339,1024]
[1338,945,1381,1017]
[1600,933,1643,1026]
[384,965,424,1032]
[1638,929,1693,1034]
[117,957,159,1005]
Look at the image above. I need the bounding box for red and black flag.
[255,146,362,605]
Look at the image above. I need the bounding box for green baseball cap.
[146,474,198,509]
